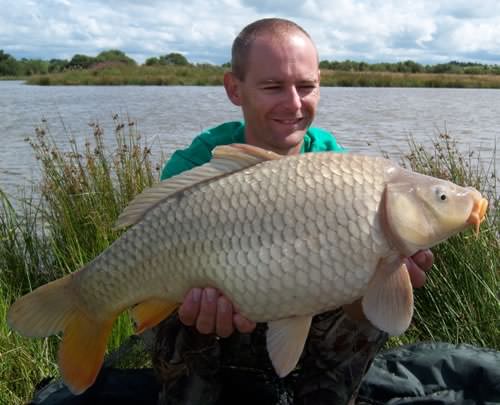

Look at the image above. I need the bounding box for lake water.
[0,81,498,197]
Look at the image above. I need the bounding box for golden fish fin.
[59,311,116,395]
[212,143,282,163]
[266,315,312,377]
[131,298,179,334]
[7,274,75,337]
[114,144,281,230]
[362,261,414,336]
[7,274,117,394]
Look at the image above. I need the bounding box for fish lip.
[467,197,488,235]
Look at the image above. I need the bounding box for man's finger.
[196,288,218,334]
[405,258,427,288]
[233,313,257,334]
[178,288,201,326]
[215,296,234,337]
[412,249,434,272]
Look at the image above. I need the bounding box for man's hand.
[178,287,256,337]
[404,249,434,288]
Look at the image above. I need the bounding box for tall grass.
[389,132,499,348]
[26,117,156,266]
[0,120,498,403]
[0,189,60,403]
[0,115,158,403]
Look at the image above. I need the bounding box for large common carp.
[8,144,488,394]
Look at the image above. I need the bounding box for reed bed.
[0,115,158,403]
[26,65,500,88]
[0,119,498,403]
[27,65,225,86]
[319,70,500,88]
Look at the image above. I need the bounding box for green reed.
[0,119,498,403]
[389,131,499,348]
[0,114,158,403]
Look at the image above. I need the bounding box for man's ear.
[224,71,242,106]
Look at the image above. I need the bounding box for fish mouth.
[467,197,488,235]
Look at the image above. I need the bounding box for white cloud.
[450,20,500,53]
[0,0,499,64]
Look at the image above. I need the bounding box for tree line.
[1,48,499,77]
[0,49,192,76]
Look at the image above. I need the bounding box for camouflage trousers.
[152,309,387,405]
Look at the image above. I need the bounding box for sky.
[1,0,500,66]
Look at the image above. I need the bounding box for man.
[154,18,433,404]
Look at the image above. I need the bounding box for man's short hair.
[231,18,316,80]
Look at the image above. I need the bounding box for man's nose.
[283,86,302,110]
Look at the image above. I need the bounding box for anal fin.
[266,315,312,377]
[131,298,179,334]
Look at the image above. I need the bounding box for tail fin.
[7,275,77,337]
[7,275,117,394]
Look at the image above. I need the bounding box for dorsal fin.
[215,143,282,163]
[114,144,282,229]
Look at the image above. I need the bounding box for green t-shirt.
[161,121,345,180]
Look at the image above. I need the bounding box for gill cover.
[383,172,479,255]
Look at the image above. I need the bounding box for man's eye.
[298,85,317,95]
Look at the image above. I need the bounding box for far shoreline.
[11,65,500,89]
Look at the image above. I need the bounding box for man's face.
[228,32,320,155]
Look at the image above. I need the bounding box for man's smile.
[273,117,304,124]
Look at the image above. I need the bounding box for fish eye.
[434,186,447,202]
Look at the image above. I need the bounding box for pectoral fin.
[266,315,312,377]
[362,261,414,336]
[131,298,179,334]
